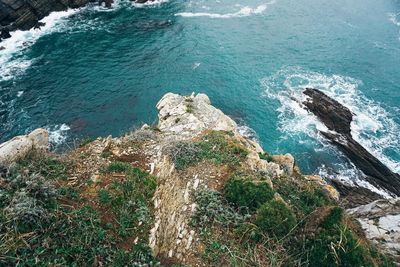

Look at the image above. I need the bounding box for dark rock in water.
[330,179,382,209]
[34,21,46,29]
[0,29,11,39]
[0,0,97,37]
[303,88,400,196]
[0,46,5,50]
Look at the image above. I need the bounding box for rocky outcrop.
[156,92,237,138]
[348,198,400,262]
[0,128,48,165]
[303,88,400,197]
[0,0,154,40]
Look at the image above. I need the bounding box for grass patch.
[223,175,274,212]
[98,162,157,238]
[78,136,96,147]
[166,131,248,170]
[258,152,274,162]
[0,157,159,266]
[255,200,297,238]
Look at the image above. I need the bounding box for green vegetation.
[166,131,248,170]
[255,200,297,238]
[223,175,274,211]
[192,172,394,266]
[258,152,274,162]
[98,162,157,238]
[0,154,158,266]
[78,136,96,147]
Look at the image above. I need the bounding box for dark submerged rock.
[0,29,11,39]
[303,88,400,196]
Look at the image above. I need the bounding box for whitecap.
[0,8,80,82]
[47,124,71,147]
[260,66,400,176]
[132,0,169,8]
[176,1,274,19]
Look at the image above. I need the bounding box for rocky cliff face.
[0,0,154,41]
[0,92,398,265]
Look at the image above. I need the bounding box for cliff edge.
[0,93,397,266]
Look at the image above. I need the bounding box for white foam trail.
[261,66,400,174]
[176,2,274,19]
[388,12,400,27]
[388,12,400,41]
[132,0,169,8]
[317,164,393,198]
[47,124,71,146]
[260,67,400,196]
[237,124,258,141]
[0,9,80,82]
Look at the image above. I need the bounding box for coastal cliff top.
[0,92,397,266]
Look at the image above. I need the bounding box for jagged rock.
[0,0,96,34]
[0,128,49,165]
[303,88,400,196]
[156,92,237,138]
[0,29,11,39]
[272,153,295,176]
[348,198,400,262]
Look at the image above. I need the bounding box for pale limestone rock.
[0,128,48,165]
[156,92,237,137]
[272,153,295,175]
[347,198,400,261]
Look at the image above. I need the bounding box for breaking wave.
[260,66,400,194]
[175,1,274,19]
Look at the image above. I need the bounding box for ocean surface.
[1,0,399,194]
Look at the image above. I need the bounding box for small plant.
[322,207,343,230]
[223,176,275,212]
[106,161,131,173]
[192,189,245,227]
[255,200,297,238]
[186,104,194,113]
[258,152,274,162]
[101,150,112,158]
[165,131,248,170]
[98,189,113,205]
[175,118,181,123]
[79,136,96,147]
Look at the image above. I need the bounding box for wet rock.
[0,128,49,165]
[34,21,45,29]
[0,0,97,35]
[0,29,11,39]
[348,198,400,262]
[303,88,400,196]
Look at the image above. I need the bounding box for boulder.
[0,128,49,165]
[0,29,11,39]
[303,88,400,196]
[348,198,400,262]
[156,93,237,138]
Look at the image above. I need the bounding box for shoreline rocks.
[0,128,48,165]
[303,88,400,197]
[0,0,154,40]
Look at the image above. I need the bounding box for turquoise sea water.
[1,0,399,190]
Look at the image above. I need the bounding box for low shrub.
[165,131,248,170]
[192,189,245,227]
[255,200,297,238]
[258,152,274,162]
[223,176,274,211]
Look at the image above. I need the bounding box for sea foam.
[261,67,400,194]
[0,9,80,82]
[175,1,275,19]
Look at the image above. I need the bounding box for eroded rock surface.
[0,128,48,165]
[348,198,400,262]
